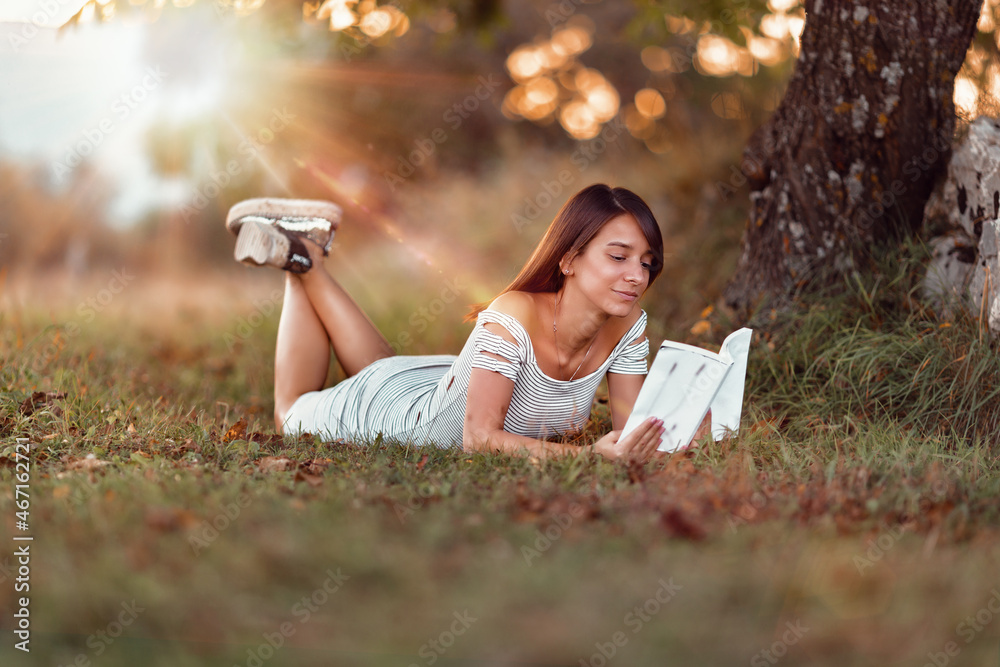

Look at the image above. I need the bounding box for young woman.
[226,184,669,462]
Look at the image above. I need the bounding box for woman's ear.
[560,252,576,276]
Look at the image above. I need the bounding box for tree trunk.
[724,0,983,313]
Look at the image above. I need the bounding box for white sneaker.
[233,219,314,273]
[226,198,342,255]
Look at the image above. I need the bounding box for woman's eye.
[610,255,624,261]
[641,262,652,270]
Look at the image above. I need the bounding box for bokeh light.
[305,0,408,37]
[955,76,980,117]
[503,16,622,139]
[12,0,1000,161]
[635,88,666,119]
[696,35,742,77]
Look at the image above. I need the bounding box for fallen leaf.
[258,456,294,472]
[61,453,111,483]
[247,432,284,446]
[749,416,789,434]
[64,453,111,471]
[167,438,201,456]
[416,454,429,471]
[222,417,248,443]
[626,460,646,484]
[513,483,546,520]
[659,506,707,541]
[19,391,67,416]
[299,459,330,476]
[294,468,323,487]
[145,507,198,532]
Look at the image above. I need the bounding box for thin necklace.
[552,292,598,381]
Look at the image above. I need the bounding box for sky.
[0,0,87,26]
[0,1,230,224]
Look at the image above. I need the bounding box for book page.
[709,328,753,439]
[622,342,732,452]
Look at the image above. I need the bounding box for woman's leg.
[274,273,331,430]
[273,242,395,430]
[297,249,395,376]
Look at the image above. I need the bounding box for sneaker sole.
[233,220,312,273]
[226,198,342,236]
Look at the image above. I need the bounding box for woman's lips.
[614,290,638,301]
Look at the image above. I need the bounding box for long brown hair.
[465,183,664,321]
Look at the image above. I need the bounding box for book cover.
[622,328,752,452]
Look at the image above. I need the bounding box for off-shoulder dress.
[283,308,649,447]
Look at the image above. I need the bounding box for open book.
[621,328,752,452]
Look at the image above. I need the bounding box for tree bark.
[724,0,983,313]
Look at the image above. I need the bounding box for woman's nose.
[625,261,643,284]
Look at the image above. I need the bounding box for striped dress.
[283,308,649,448]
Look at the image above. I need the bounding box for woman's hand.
[592,416,665,462]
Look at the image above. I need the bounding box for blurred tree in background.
[4,0,1000,324]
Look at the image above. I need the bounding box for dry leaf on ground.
[298,459,330,476]
[257,456,294,472]
[19,391,67,416]
[63,453,111,471]
[145,506,199,532]
[222,417,248,443]
[294,468,323,487]
[247,432,284,446]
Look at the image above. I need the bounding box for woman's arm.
[463,365,582,458]
[463,364,665,461]
[606,371,644,431]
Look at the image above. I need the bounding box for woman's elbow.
[462,424,494,453]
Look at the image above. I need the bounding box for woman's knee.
[274,401,296,434]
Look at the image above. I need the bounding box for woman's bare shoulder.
[486,291,553,338]
[610,307,647,341]
[487,291,542,319]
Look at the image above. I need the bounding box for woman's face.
[562,213,654,318]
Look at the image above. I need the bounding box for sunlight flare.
[955,76,980,116]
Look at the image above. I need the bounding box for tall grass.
[747,240,1000,448]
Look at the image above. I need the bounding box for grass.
[2,243,1000,666]
[749,243,1000,445]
